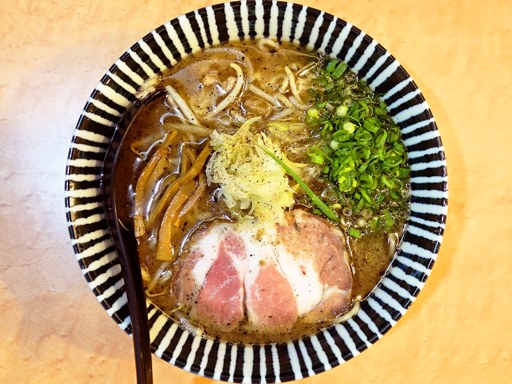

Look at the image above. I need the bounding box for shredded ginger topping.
[206,116,295,224]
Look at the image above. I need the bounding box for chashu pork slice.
[173,209,352,332]
[174,230,247,331]
[276,209,353,322]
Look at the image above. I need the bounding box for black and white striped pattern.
[65,1,447,382]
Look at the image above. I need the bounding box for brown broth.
[113,40,402,344]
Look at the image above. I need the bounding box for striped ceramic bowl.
[65,1,448,382]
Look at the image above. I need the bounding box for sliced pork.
[246,264,299,330]
[173,209,352,333]
[195,233,246,330]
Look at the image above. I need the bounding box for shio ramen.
[114,38,410,344]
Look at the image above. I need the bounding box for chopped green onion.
[349,228,362,238]
[384,210,394,228]
[310,154,325,165]
[354,129,372,143]
[308,57,411,234]
[359,174,373,188]
[381,175,394,188]
[336,105,348,117]
[360,189,373,204]
[355,197,365,212]
[393,142,405,153]
[343,122,356,134]
[307,107,319,119]
[325,59,338,73]
[398,167,410,179]
[375,131,387,147]
[363,117,380,133]
[332,61,348,79]
[384,155,402,168]
[389,189,400,200]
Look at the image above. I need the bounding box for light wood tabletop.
[1,0,511,383]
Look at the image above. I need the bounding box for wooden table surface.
[1,0,511,382]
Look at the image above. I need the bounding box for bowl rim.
[65,1,448,382]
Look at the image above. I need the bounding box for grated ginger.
[205,117,296,224]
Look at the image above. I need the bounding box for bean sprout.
[163,94,187,122]
[388,233,399,257]
[269,108,295,121]
[146,261,171,293]
[297,61,317,77]
[205,63,245,118]
[335,296,361,323]
[222,76,236,93]
[258,38,280,52]
[165,85,201,126]
[289,95,309,110]
[274,93,294,107]
[279,76,289,93]
[248,84,280,106]
[230,110,246,125]
[285,66,303,104]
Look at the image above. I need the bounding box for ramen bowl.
[65,1,448,382]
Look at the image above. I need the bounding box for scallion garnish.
[308,58,410,237]
[348,227,362,238]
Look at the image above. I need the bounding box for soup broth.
[114,39,408,344]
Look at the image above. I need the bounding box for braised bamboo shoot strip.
[180,145,190,174]
[134,130,178,237]
[156,180,197,261]
[184,147,196,162]
[147,143,212,227]
[174,173,206,228]
[146,173,178,215]
[179,144,200,177]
